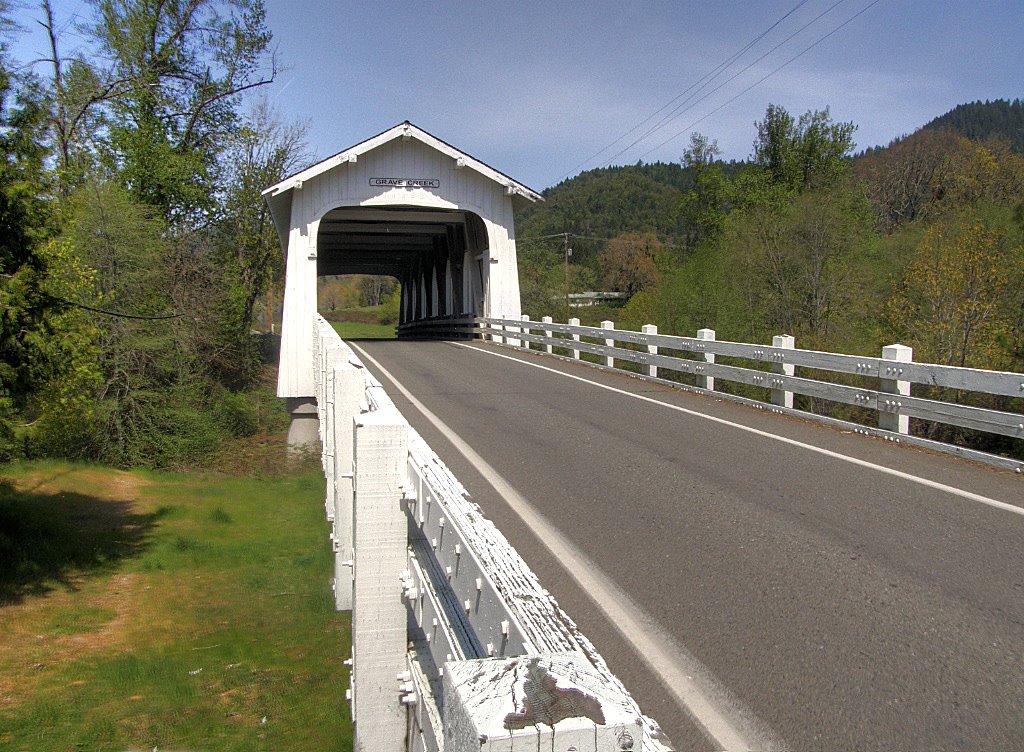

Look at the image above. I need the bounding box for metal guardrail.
[397,315,480,339]
[480,316,1024,474]
[311,316,672,751]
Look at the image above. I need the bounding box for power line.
[635,0,883,162]
[43,292,184,320]
[518,232,686,250]
[597,0,855,170]
[516,233,572,244]
[558,0,814,182]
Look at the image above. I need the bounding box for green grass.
[330,321,396,340]
[0,459,352,751]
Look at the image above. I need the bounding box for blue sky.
[11,1,1023,190]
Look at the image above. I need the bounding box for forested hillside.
[514,102,1024,454]
[922,98,1024,152]
[517,160,748,255]
[0,1,306,467]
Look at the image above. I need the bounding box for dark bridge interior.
[316,206,488,318]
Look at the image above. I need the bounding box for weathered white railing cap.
[443,651,643,750]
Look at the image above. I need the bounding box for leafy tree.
[60,181,195,465]
[213,98,308,376]
[676,132,734,250]
[102,0,273,223]
[723,176,875,347]
[359,276,398,307]
[854,129,966,231]
[34,0,277,224]
[28,237,102,458]
[318,277,353,313]
[598,233,664,297]
[0,13,62,459]
[753,104,857,192]
[938,136,1024,210]
[618,244,743,338]
[886,214,1021,368]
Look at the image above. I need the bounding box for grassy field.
[0,453,352,750]
[329,320,396,340]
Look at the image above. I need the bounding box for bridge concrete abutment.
[286,397,320,454]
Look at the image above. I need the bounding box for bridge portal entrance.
[316,206,490,324]
[263,121,541,442]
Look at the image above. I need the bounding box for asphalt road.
[352,338,1024,751]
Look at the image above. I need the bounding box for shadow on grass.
[0,477,165,605]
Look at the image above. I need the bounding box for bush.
[213,391,261,438]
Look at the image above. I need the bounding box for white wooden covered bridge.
[262,121,541,439]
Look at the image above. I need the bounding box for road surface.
[352,338,1024,750]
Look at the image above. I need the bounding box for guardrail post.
[351,409,408,751]
[642,324,658,378]
[696,328,716,390]
[568,317,581,360]
[601,320,615,368]
[520,314,531,350]
[321,347,348,521]
[880,344,912,434]
[491,320,503,345]
[331,362,363,612]
[444,653,644,748]
[542,315,554,354]
[771,335,795,408]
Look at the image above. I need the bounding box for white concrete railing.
[311,316,672,752]
[481,316,1024,474]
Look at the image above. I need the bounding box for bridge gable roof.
[262,121,543,205]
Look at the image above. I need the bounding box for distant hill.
[520,100,1024,257]
[921,98,1024,152]
[515,161,746,260]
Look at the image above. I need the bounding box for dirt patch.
[10,466,152,503]
[0,572,145,708]
[56,573,139,653]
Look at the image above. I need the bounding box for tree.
[598,233,664,297]
[753,104,857,192]
[854,129,966,231]
[724,177,874,347]
[216,98,308,345]
[61,181,187,465]
[102,0,275,224]
[886,216,1020,368]
[359,276,398,307]
[38,0,110,196]
[677,132,733,249]
[35,0,276,224]
[682,131,720,170]
[0,11,63,459]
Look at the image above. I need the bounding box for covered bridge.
[262,121,541,435]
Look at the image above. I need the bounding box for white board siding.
[275,132,531,399]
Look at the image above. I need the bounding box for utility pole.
[563,232,573,321]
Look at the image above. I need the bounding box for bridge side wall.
[277,138,523,399]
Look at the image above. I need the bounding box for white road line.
[455,342,1024,518]
[351,341,777,752]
